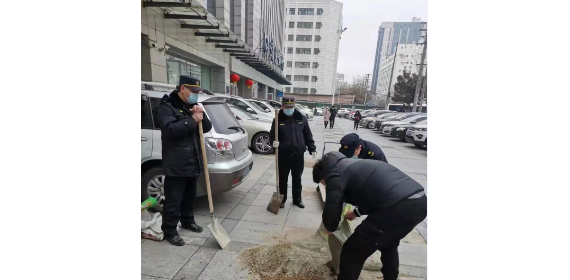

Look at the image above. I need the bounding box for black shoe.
[280,202,285,208]
[294,201,305,208]
[182,223,203,233]
[316,186,320,192]
[164,235,185,246]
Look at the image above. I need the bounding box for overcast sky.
[335,0,428,82]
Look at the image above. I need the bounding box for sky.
[335,0,428,82]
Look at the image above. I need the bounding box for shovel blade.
[207,217,230,249]
[266,192,284,215]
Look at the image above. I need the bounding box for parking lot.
[141,116,427,280]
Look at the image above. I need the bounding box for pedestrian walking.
[353,111,362,130]
[330,106,337,129]
[323,107,331,128]
[157,75,213,246]
[270,96,317,209]
[313,152,426,280]
[338,133,388,162]
[314,107,317,116]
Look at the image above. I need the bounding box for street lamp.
[332,27,348,107]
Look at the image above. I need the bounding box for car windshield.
[203,102,241,135]
[407,116,427,123]
[253,101,271,111]
[247,100,266,112]
[229,105,256,120]
[402,114,424,120]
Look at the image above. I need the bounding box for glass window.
[230,99,256,114]
[150,97,163,129]
[141,96,153,129]
[166,55,202,85]
[288,21,295,28]
[287,47,293,54]
[312,62,319,68]
[230,106,254,120]
[203,103,241,135]
[294,75,310,82]
[315,35,321,42]
[288,35,294,41]
[286,75,291,80]
[296,48,311,54]
[316,22,322,29]
[310,88,317,94]
[298,8,314,15]
[297,22,313,29]
[317,8,324,15]
[286,61,292,67]
[293,87,308,94]
[295,62,311,68]
[285,87,291,92]
[313,48,320,55]
[289,8,295,15]
[296,35,312,41]
[311,76,318,82]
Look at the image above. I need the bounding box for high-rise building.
[376,44,424,102]
[282,0,343,96]
[370,18,424,95]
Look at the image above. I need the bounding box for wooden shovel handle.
[198,121,214,214]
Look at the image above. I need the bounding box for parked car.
[337,108,351,118]
[247,99,273,114]
[295,104,314,118]
[226,96,274,122]
[359,110,396,129]
[390,120,427,141]
[406,123,427,148]
[141,82,254,209]
[380,114,427,134]
[228,105,274,154]
[315,107,323,116]
[373,112,424,130]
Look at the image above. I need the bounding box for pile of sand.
[237,237,336,280]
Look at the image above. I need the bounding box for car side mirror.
[235,115,242,120]
[265,109,270,112]
[246,108,254,112]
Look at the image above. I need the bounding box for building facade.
[282,0,343,96]
[141,0,290,99]
[370,18,423,95]
[376,43,423,102]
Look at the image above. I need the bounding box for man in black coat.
[329,106,338,129]
[338,133,388,163]
[312,152,426,280]
[157,75,212,246]
[270,96,317,208]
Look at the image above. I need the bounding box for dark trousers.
[278,152,304,203]
[338,195,427,280]
[330,117,336,128]
[324,121,329,128]
[161,176,198,238]
[353,120,359,130]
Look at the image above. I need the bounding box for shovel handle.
[198,120,214,214]
[274,110,279,192]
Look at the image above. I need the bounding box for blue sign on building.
[277,91,284,97]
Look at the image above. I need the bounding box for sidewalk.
[141,116,427,280]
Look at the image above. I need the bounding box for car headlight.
[417,128,427,131]
[385,125,392,128]
[396,127,405,131]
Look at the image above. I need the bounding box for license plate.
[406,130,413,136]
[242,168,250,180]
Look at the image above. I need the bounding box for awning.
[142,0,291,85]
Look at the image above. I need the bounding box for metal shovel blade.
[207,216,230,249]
[266,192,284,215]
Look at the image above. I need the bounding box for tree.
[348,75,369,104]
[392,71,419,105]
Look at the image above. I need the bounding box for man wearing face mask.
[156,75,212,246]
[270,96,317,208]
[338,133,388,163]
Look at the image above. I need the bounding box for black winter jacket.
[321,152,424,232]
[157,91,212,177]
[330,108,337,118]
[358,140,388,163]
[270,109,316,154]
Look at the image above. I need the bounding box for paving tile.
[178,215,218,239]
[285,210,323,230]
[289,198,324,214]
[226,203,249,220]
[194,200,236,218]
[141,240,199,279]
[259,184,292,197]
[221,218,240,234]
[399,264,428,278]
[142,275,169,280]
[172,247,218,280]
[251,194,291,209]
[248,183,266,193]
[241,205,289,225]
[281,226,318,242]
[224,241,258,252]
[301,189,322,201]
[402,228,426,244]
[196,250,250,280]
[416,225,427,242]
[398,243,427,268]
[230,220,284,245]
[237,192,259,206]
[212,191,245,204]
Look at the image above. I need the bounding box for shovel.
[198,121,231,249]
[267,109,284,215]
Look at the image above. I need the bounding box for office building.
[376,43,423,102]
[370,18,424,95]
[282,0,343,95]
[141,0,291,99]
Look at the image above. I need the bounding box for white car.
[406,124,427,148]
[380,114,427,134]
[228,105,274,154]
[227,97,274,122]
[295,105,314,118]
[247,99,274,114]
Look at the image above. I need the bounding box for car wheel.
[142,167,166,211]
[367,122,375,129]
[253,132,274,154]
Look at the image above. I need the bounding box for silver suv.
[141,82,254,207]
